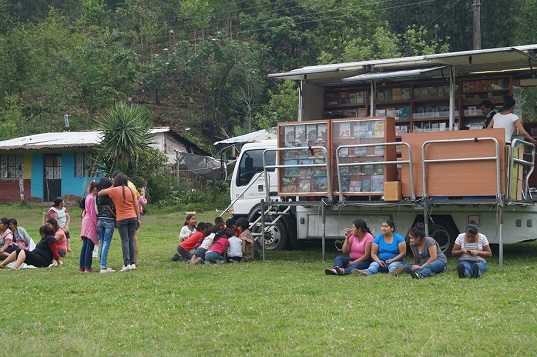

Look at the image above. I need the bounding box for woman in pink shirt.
[325,219,374,275]
[79,181,99,272]
[204,229,230,265]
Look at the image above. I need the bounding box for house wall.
[150,133,188,164]
[30,151,102,202]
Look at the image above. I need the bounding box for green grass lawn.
[1,204,537,356]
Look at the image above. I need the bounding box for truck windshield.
[237,149,275,186]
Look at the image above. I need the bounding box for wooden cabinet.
[277,120,330,196]
[331,117,398,196]
[400,129,506,197]
[323,75,513,137]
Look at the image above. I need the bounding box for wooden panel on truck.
[401,129,506,197]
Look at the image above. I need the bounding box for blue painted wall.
[30,151,103,200]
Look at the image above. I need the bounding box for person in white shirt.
[487,95,537,145]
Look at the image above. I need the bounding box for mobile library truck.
[228,45,537,265]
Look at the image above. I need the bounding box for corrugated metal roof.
[0,127,173,150]
[268,44,537,84]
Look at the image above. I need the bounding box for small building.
[0,127,210,203]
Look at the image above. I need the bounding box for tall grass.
[1,204,537,356]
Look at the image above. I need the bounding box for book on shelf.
[355,147,367,156]
[345,109,358,118]
[376,91,385,102]
[373,121,384,138]
[280,177,297,193]
[392,88,402,100]
[298,159,313,176]
[374,146,384,156]
[313,167,327,176]
[364,165,374,175]
[374,165,384,175]
[400,105,411,119]
[357,108,367,117]
[371,174,384,187]
[361,179,371,192]
[313,156,326,164]
[339,147,349,157]
[307,125,317,142]
[338,122,351,138]
[349,179,362,192]
[295,125,306,144]
[401,88,411,100]
[284,126,295,147]
[349,165,361,175]
[299,178,311,193]
[376,109,386,116]
[283,159,299,177]
[340,174,350,192]
[313,176,328,191]
[384,89,393,101]
[356,91,366,103]
[317,123,327,141]
[349,92,357,103]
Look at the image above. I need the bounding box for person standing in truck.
[480,100,497,129]
[487,95,537,145]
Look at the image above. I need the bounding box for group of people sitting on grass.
[170,214,255,264]
[325,218,492,279]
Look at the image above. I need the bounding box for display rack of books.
[331,117,398,196]
[324,88,369,119]
[323,75,512,135]
[459,76,511,129]
[277,120,331,196]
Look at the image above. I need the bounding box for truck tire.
[247,208,289,251]
[428,216,458,256]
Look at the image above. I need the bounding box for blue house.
[0,128,210,203]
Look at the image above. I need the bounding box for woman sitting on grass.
[325,218,373,276]
[171,222,207,261]
[402,222,447,279]
[351,219,406,277]
[0,217,15,259]
[46,218,67,257]
[452,224,492,278]
[0,225,61,270]
[204,229,231,265]
[9,218,33,251]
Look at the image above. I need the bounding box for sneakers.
[457,264,466,278]
[470,263,480,278]
[128,264,136,270]
[390,264,404,277]
[119,265,130,272]
[216,260,226,265]
[170,253,181,262]
[351,269,368,276]
[403,266,420,279]
[84,268,95,273]
[100,267,116,274]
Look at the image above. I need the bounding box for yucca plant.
[95,102,153,177]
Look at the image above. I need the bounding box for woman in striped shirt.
[452,224,492,278]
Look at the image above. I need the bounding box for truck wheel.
[247,209,288,251]
[428,217,458,256]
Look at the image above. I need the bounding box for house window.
[75,153,97,177]
[0,154,23,179]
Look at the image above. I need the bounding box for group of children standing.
[171,214,255,264]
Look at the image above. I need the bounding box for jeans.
[205,251,225,262]
[79,237,95,270]
[404,260,446,278]
[364,260,403,275]
[98,218,115,268]
[333,256,372,275]
[458,260,487,278]
[195,247,207,260]
[117,218,137,266]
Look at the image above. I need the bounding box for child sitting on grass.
[171,222,207,262]
[214,216,226,230]
[190,226,217,265]
[204,229,231,265]
[236,217,255,262]
[226,229,242,263]
[179,214,197,242]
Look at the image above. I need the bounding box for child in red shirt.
[171,222,207,261]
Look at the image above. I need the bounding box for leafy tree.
[95,102,154,177]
